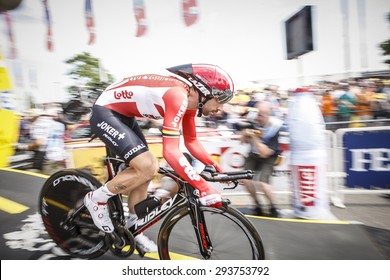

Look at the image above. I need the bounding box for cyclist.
[84,63,235,252]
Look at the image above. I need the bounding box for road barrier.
[62,123,390,209]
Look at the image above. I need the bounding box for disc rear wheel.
[39,169,108,259]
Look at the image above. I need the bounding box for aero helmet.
[167,63,235,108]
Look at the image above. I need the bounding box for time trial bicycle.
[39,145,265,260]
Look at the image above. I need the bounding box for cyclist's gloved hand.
[212,162,224,173]
[199,187,222,208]
[203,163,224,173]
[203,165,217,173]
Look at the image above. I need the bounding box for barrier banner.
[341,128,390,189]
[297,165,316,206]
[290,163,334,220]
[64,134,292,193]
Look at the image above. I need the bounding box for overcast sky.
[1,0,389,105]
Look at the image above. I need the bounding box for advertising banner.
[340,128,390,189]
[64,133,293,192]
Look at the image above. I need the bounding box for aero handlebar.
[159,165,253,190]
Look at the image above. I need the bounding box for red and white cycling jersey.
[95,74,220,193]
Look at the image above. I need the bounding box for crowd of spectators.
[13,107,66,174]
[8,77,389,221]
[11,78,390,175]
[202,78,390,132]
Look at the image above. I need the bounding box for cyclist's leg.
[90,105,159,198]
[109,151,157,208]
[109,152,159,252]
[111,113,159,210]
[88,106,159,233]
[90,106,159,251]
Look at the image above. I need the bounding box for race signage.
[339,128,390,189]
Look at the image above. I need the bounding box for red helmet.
[167,63,235,104]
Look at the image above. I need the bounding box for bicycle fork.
[188,198,213,259]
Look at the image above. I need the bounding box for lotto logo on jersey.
[114,90,134,99]
[179,156,200,181]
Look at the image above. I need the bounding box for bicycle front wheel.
[158,204,265,260]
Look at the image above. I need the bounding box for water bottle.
[286,88,336,220]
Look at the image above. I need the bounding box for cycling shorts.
[90,105,149,163]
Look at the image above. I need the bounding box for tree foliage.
[64,52,114,105]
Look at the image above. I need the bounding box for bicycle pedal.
[136,244,146,258]
[106,224,136,258]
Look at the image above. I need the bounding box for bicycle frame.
[60,145,254,259]
[104,146,215,258]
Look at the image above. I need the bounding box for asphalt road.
[1,168,389,260]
